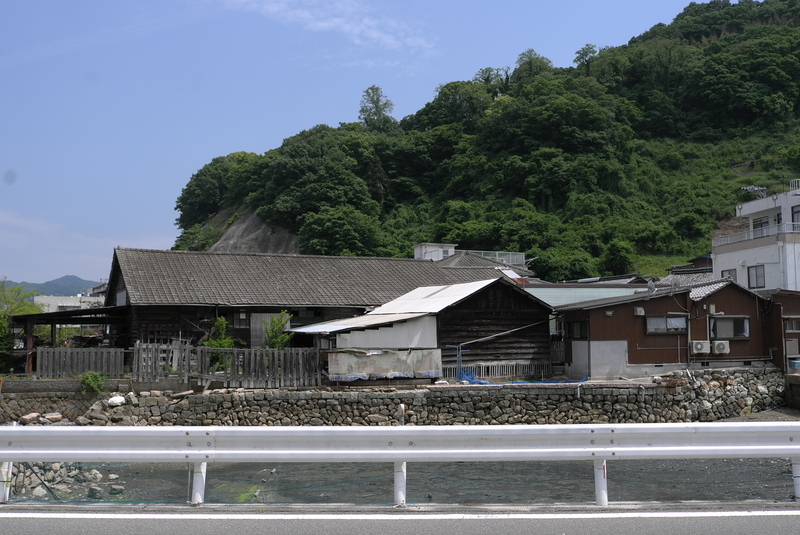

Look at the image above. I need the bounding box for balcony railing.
[712,222,800,247]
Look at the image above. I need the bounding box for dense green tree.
[171,1,800,282]
[359,85,400,135]
[0,279,42,370]
[510,48,554,90]
[472,66,511,99]
[175,152,256,231]
[574,44,597,75]
[599,239,636,275]
[403,81,493,134]
[298,205,385,256]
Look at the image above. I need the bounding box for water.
[11,458,794,505]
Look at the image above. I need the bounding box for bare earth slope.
[208,208,300,254]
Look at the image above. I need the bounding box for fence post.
[189,461,207,505]
[594,459,609,506]
[394,404,407,508]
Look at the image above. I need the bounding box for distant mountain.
[7,276,101,296]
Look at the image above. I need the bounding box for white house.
[712,179,800,292]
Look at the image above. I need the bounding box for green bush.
[78,371,105,395]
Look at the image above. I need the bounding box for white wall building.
[712,179,800,292]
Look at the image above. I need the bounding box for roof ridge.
[115,247,431,262]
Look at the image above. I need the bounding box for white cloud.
[222,0,433,52]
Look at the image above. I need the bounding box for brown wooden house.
[763,289,800,373]
[555,280,774,380]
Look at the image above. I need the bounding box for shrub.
[78,371,105,395]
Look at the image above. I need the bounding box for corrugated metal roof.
[525,286,642,308]
[368,279,498,314]
[290,312,429,334]
[554,280,737,312]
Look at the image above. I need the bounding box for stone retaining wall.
[1,367,786,426]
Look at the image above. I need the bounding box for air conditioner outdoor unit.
[713,340,730,355]
[691,340,711,354]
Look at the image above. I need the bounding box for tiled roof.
[658,271,715,287]
[113,248,508,307]
[688,280,730,301]
[435,251,533,276]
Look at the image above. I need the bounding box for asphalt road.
[3,506,800,535]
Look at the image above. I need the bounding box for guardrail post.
[1,421,17,503]
[792,457,800,502]
[593,459,608,506]
[0,461,12,503]
[394,404,407,508]
[189,461,207,505]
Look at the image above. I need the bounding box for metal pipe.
[394,404,407,508]
[593,459,608,506]
[189,461,207,505]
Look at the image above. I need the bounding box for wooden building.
[293,278,553,381]
[555,280,773,380]
[12,248,520,352]
[763,289,800,373]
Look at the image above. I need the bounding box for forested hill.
[173,0,800,282]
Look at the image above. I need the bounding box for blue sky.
[1,0,704,285]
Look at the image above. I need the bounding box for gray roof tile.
[114,248,509,307]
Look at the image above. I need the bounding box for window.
[747,265,765,289]
[233,311,249,329]
[646,315,687,334]
[793,205,800,231]
[568,321,588,339]
[720,269,737,283]
[710,316,750,339]
[752,216,769,238]
[786,318,800,333]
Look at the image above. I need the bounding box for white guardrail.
[4,411,800,507]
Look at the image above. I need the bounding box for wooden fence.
[194,347,322,388]
[130,344,321,388]
[36,347,126,379]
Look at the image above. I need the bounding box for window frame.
[786,317,800,333]
[747,265,765,289]
[568,321,588,340]
[710,316,750,340]
[645,314,688,335]
[720,269,737,283]
[233,310,249,329]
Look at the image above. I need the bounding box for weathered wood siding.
[438,284,551,366]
